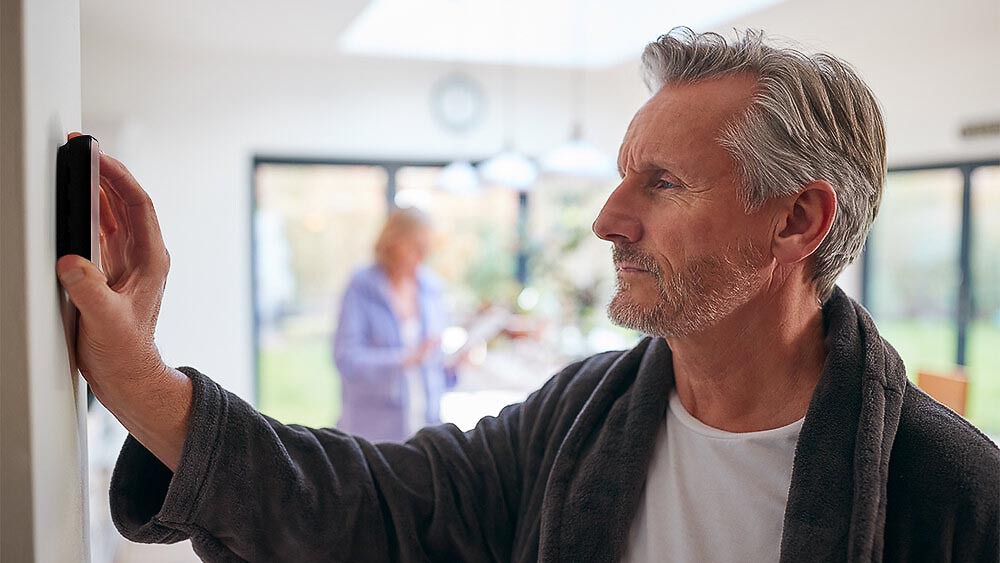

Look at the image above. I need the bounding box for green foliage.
[461,224,521,306]
[258,336,341,428]
[967,321,1000,434]
[878,319,1000,434]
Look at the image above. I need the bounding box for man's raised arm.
[56,133,191,471]
[55,137,527,561]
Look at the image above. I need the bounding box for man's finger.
[99,154,166,250]
[99,187,119,235]
[99,153,155,210]
[56,254,119,324]
[99,181,135,283]
[98,153,170,279]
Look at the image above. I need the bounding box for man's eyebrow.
[617,145,688,180]
[621,158,687,179]
[646,150,697,181]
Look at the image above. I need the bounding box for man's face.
[593,74,774,338]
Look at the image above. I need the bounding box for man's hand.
[56,132,192,472]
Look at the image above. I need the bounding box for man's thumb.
[57,255,114,318]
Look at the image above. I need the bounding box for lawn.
[967,324,1000,434]
[876,319,1000,434]
[258,335,341,428]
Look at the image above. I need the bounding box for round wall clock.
[431,72,486,133]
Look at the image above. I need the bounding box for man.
[57,29,998,562]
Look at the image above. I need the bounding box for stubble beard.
[607,241,765,338]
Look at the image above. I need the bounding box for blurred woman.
[333,207,455,442]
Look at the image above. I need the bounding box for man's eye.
[655,178,681,190]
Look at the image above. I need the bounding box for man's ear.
[772,180,837,265]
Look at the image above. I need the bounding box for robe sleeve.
[109,366,531,563]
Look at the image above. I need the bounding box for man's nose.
[593,183,642,244]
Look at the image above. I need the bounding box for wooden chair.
[917,368,968,416]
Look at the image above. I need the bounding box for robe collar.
[538,287,907,562]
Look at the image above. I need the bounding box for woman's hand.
[55,133,191,471]
[403,338,440,368]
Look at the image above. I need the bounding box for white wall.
[721,0,1000,166]
[81,0,999,402]
[1,0,90,561]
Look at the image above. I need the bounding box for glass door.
[254,163,388,426]
[968,165,1000,433]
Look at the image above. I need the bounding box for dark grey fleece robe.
[109,287,1000,562]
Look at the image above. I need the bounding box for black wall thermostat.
[56,134,101,408]
[56,135,100,269]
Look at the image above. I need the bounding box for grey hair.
[640,28,886,301]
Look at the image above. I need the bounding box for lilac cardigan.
[332,264,454,442]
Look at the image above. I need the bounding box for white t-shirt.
[621,390,804,563]
[399,317,426,435]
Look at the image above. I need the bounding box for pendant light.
[540,122,614,177]
[439,159,480,194]
[437,2,482,195]
[540,0,614,178]
[479,149,538,190]
[477,8,537,192]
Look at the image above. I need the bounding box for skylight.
[340,0,783,68]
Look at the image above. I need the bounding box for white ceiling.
[80,0,999,166]
[82,0,1000,75]
[82,0,370,60]
[82,0,787,68]
[81,0,1000,69]
[340,0,783,68]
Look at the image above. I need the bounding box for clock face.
[431,72,486,133]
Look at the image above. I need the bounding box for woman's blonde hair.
[373,207,432,267]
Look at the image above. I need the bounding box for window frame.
[860,158,1000,368]
[249,155,530,406]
